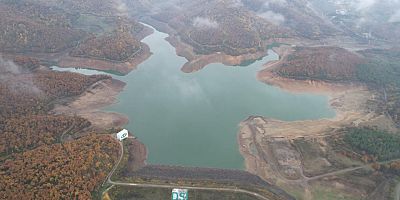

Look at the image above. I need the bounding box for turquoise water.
[53,25,335,169]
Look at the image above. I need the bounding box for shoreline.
[142,17,270,73]
[238,47,398,185]
[57,26,154,75]
[57,43,151,75]
[166,35,268,73]
[51,78,129,130]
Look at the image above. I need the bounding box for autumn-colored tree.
[0,134,120,200]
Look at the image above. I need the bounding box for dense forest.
[0,115,90,156]
[0,0,142,197]
[357,49,400,124]
[275,46,364,81]
[0,134,119,199]
[0,0,146,66]
[152,0,290,56]
[344,128,400,161]
[0,1,86,53]
[70,26,142,62]
[0,56,120,198]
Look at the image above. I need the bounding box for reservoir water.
[53,25,335,169]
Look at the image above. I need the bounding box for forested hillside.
[0,0,149,71]
[272,46,400,125]
[357,49,400,125]
[70,26,142,62]
[0,134,119,199]
[0,56,120,199]
[275,46,364,81]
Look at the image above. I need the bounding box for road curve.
[102,139,124,187]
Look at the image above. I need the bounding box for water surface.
[53,25,335,169]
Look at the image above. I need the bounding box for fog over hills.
[1,0,400,200]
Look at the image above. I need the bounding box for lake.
[53,25,335,169]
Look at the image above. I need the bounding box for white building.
[116,129,129,141]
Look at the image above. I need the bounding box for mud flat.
[52,78,129,130]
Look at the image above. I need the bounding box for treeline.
[344,128,400,161]
[0,134,119,200]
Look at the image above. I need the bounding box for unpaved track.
[245,120,400,183]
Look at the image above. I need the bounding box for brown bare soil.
[52,78,129,130]
[236,45,398,199]
[124,138,148,173]
[165,32,268,73]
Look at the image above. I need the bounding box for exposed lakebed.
[53,25,335,169]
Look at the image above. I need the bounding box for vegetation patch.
[344,128,400,161]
